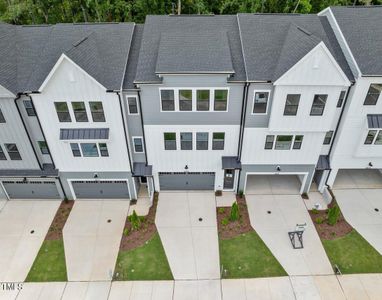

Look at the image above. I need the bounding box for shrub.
[123,228,130,236]
[221,217,229,226]
[311,208,319,215]
[128,210,141,230]
[218,207,225,214]
[315,217,324,224]
[215,190,222,197]
[327,205,341,226]
[229,201,240,222]
[238,190,244,198]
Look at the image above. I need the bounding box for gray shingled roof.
[237,13,353,82]
[135,15,246,83]
[331,6,382,76]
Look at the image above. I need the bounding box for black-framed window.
[164,132,176,150]
[0,108,5,123]
[133,137,144,153]
[197,90,210,111]
[253,92,269,114]
[127,97,138,114]
[180,132,192,150]
[89,101,105,122]
[70,143,81,157]
[99,143,109,157]
[196,132,208,150]
[0,145,6,160]
[214,90,228,111]
[212,132,225,150]
[38,141,49,154]
[161,90,175,111]
[293,135,303,150]
[364,84,382,105]
[81,143,98,157]
[72,102,88,122]
[54,102,71,122]
[5,143,21,160]
[337,91,346,108]
[284,94,300,116]
[323,131,333,145]
[264,135,274,150]
[365,130,377,145]
[310,94,327,116]
[375,131,382,145]
[179,90,192,111]
[23,100,36,116]
[275,135,293,150]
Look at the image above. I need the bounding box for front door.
[223,169,235,190]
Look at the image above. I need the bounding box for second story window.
[5,143,21,160]
[337,91,346,108]
[23,100,36,116]
[310,94,327,116]
[0,145,6,160]
[164,133,176,150]
[70,143,81,157]
[365,130,377,144]
[89,102,105,122]
[180,132,192,150]
[81,143,98,157]
[253,92,269,114]
[133,137,144,153]
[54,102,71,122]
[196,132,208,150]
[323,131,334,145]
[197,90,210,111]
[275,135,293,150]
[179,90,192,111]
[284,94,300,116]
[0,108,5,123]
[293,135,303,149]
[212,132,225,150]
[99,143,109,157]
[364,84,382,105]
[38,141,49,155]
[161,90,175,111]
[127,97,138,114]
[72,102,88,122]
[264,135,274,149]
[214,90,228,111]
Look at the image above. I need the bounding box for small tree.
[229,201,240,222]
[128,210,141,230]
[327,205,340,226]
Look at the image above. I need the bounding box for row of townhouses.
[0,6,381,201]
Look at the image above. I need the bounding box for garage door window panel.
[196,132,208,150]
[310,94,327,116]
[72,102,88,122]
[54,102,71,122]
[89,101,105,122]
[181,132,192,150]
[164,133,176,150]
[364,84,382,105]
[284,94,300,116]
[197,90,210,111]
[5,143,21,160]
[212,132,225,150]
[0,145,6,160]
[161,90,175,111]
[81,143,98,157]
[265,135,274,149]
[179,90,192,111]
[214,90,228,111]
[275,135,293,150]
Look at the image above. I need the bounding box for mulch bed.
[309,201,352,240]
[46,200,74,240]
[217,195,253,239]
[119,192,158,251]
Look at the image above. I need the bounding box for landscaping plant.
[230,201,240,222]
[327,204,341,226]
[128,210,142,230]
[238,190,244,198]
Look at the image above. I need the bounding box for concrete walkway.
[155,192,220,280]
[0,200,60,282]
[63,200,130,281]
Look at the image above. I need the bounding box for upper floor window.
[197,90,210,111]
[364,84,382,105]
[54,102,71,122]
[214,90,228,111]
[337,91,346,108]
[293,135,303,150]
[5,143,21,160]
[310,94,327,116]
[375,131,382,145]
[71,143,109,157]
[127,97,138,114]
[133,137,144,153]
[364,130,377,145]
[23,100,36,116]
[70,143,81,157]
[164,132,176,150]
[38,141,49,155]
[323,131,334,145]
[0,145,6,160]
[253,91,269,114]
[196,132,208,150]
[0,109,5,123]
[180,132,192,150]
[72,102,88,122]
[275,135,293,150]
[89,102,105,122]
[99,143,109,157]
[212,132,225,150]
[161,90,175,111]
[264,135,274,149]
[179,90,192,111]
[284,94,300,116]
[81,143,98,157]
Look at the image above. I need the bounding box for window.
[323,131,334,145]
[127,97,138,114]
[284,94,300,116]
[70,143,81,157]
[179,90,192,111]
[38,141,49,154]
[180,132,192,150]
[99,143,109,157]
[337,91,346,108]
[5,143,21,160]
[365,130,377,145]
[80,143,98,157]
[0,109,5,123]
[164,133,176,150]
[0,146,6,160]
[197,90,210,111]
[212,132,225,150]
[293,135,303,150]
[275,135,293,150]
[23,100,36,116]
[89,101,105,122]
[196,132,208,150]
[214,90,228,111]
[264,135,274,149]
[161,90,175,111]
[133,137,144,153]
[310,94,327,116]
[72,102,88,122]
[375,131,382,145]
[54,102,71,122]
[253,92,269,114]
[364,84,382,105]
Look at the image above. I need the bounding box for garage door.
[159,172,215,190]
[71,180,130,199]
[2,180,60,199]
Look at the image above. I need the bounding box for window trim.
[363,84,382,106]
[336,90,346,108]
[89,101,105,122]
[54,102,72,122]
[251,90,271,115]
[163,132,177,150]
[374,131,382,145]
[310,94,328,116]
[283,94,300,116]
[159,89,176,112]
[292,135,304,150]
[132,136,144,153]
[275,135,294,150]
[364,130,378,145]
[196,89,210,112]
[71,101,89,122]
[212,132,225,150]
[196,132,209,150]
[5,143,22,160]
[323,131,334,145]
[37,141,49,155]
[80,143,99,157]
[23,100,37,117]
[264,135,275,150]
[98,143,109,157]
[127,95,139,115]
[180,132,193,150]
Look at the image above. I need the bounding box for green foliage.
[315,217,324,224]
[311,208,319,214]
[221,217,229,226]
[229,201,240,222]
[327,204,341,226]
[218,207,225,214]
[238,190,244,198]
[128,210,141,230]
[123,228,130,236]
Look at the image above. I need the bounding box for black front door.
[223,169,235,189]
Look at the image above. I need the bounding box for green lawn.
[219,231,287,278]
[114,233,173,280]
[26,239,67,282]
[322,230,382,274]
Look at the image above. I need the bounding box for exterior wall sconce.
[185,165,188,170]
[93,173,99,178]
[368,162,373,168]
[276,166,281,172]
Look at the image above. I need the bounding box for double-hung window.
[375,131,382,145]
[365,130,377,144]
[161,90,175,111]
[164,133,176,150]
[180,132,192,150]
[5,143,21,160]
[253,92,269,114]
[89,101,105,122]
[212,132,225,150]
[196,132,208,150]
[38,141,49,154]
[293,135,303,150]
[72,102,88,122]
[54,102,71,122]
[23,100,36,116]
[99,143,109,157]
[197,90,210,111]
[323,131,333,145]
[0,145,6,160]
[70,143,81,157]
[214,90,228,111]
[310,94,327,116]
[284,94,300,116]
[127,97,138,114]
[264,135,274,149]
[337,91,346,108]
[81,143,98,157]
[133,137,144,153]
[275,135,293,150]
[179,90,192,111]
[0,109,5,123]
[364,84,382,105]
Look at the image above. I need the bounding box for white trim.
[132,136,145,153]
[0,181,10,200]
[67,178,130,200]
[251,90,271,115]
[126,95,139,115]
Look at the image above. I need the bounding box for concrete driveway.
[0,200,60,282]
[63,200,129,281]
[155,192,220,280]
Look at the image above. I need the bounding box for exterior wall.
[245,83,274,128]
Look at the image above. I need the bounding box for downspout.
[137,90,148,165]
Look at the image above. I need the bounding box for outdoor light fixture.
[185,165,188,170]
[22,177,27,183]
[276,166,281,172]
[368,162,373,168]
[93,173,98,178]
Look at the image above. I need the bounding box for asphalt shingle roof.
[331,6,382,76]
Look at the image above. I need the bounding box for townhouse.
[0,6,380,200]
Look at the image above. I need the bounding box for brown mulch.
[217,195,253,239]
[119,192,158,251]
[309,201,352,240]
[45,200,74,240]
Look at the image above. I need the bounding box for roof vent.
[296,26,312,36]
